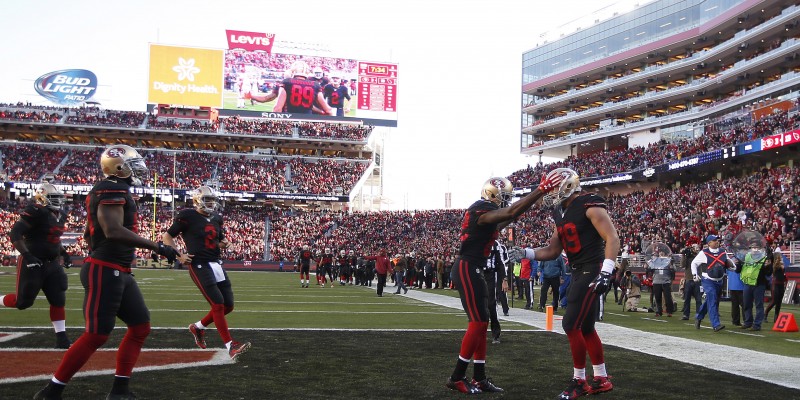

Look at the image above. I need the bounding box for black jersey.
[281,78,322,113]
[552,193,607,268]
[14,203,67,260]
[323,84,351,109]
[458,200,499,263]
[167,208,224,262]
[298,250,313,266]
[86,178,138,266]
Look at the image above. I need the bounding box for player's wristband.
[601,259,615,275]
[524,248,537,261]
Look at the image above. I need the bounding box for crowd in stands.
[65,109,146,128]
[511,103,800,186]
[0,164,797,264]
[2,144,369,195]
[223,117,373,141]
[146,115,219,133]
[0,103,375,142]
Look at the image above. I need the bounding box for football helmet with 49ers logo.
[192,185,220,215]
[542,168,581,207]
[34,182,66,210]
[100,145,148,186]
[481,177,513,208]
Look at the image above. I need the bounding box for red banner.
[226,30,275,53]
[783,129,800,146]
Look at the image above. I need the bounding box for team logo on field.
[34,69,98,106]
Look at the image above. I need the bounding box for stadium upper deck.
[521,0,800,159]
[0,103,384,210]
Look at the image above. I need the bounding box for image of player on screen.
[323,71,351,117]
[272,60,333,115]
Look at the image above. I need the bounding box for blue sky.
[0,0,633,210]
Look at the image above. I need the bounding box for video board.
[222,48,398,126]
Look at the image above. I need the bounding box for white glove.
[508,247,525,264]
[693,274,700,283]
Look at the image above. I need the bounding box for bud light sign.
[34,69,98,105]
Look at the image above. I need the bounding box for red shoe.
[557,378,590,399]
[188,324,206,349]
[445,377,481,394]
[589,375,613,394]
[229,341,251,361]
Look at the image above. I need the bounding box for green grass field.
[1,268,799,399]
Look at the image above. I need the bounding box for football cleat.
[472,377,504,392]
[189,324,207,349]
[446,377,481,394]
[557,377,591,400]
[589,375,613,394]
[33,385,62,400]
[55,333,71,349]
[229,341,251,361]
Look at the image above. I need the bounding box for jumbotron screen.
[222,49,398,126]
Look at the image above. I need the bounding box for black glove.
[155,241,179,264]
[63,255,73,269]
[22,252,42,268]
[590,271,612,294]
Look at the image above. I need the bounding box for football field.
[1,268,799,399]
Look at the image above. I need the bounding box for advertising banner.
[148,44,224,108]
[226,30,275,53]
[34,69,98,106]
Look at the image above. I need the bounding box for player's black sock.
[473,363,486,382]
[110,376,130,394]
[451,359,469,382]
[45,381,66,396]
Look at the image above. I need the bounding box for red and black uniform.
[319,252,333,283]
[323,84,351,116]
[449,199,500,384]
[51,177,151,385]
[553,192,608,369]
[337,255,350,282]
[5,203,68,310]
[167,208,232,306]
[281,78,322,113]
[452,199,499,322]
[297,249,313,276]
[83,178,149,335]
[167,208,239,346]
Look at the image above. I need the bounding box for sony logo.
[260,112,292,119]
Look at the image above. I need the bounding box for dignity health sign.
[148,44,223,108]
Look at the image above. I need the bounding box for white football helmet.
[340,250,346,257]
[542,168,581,207]
[34,182,65,210]
[192,185,220,215]
[289,60,311,79]
[313,67,324,79]
[302,245,310,251]
[100,145,148,186]
[481,177,513,207]
[324,248,331,255]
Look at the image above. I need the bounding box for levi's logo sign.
[34,69,98,105]
[226,30,275,52]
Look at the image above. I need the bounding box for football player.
[2,183,72,349]
[512,168,619,399]
[446,173,564,395]
[323,71,351,117]
[347,249,358,285]
[35,145,180,400]
[162,185,251,361]
[297,245,313,288]
[318,248,333,287]
[337,249,350,286]
[272,60,334,115]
